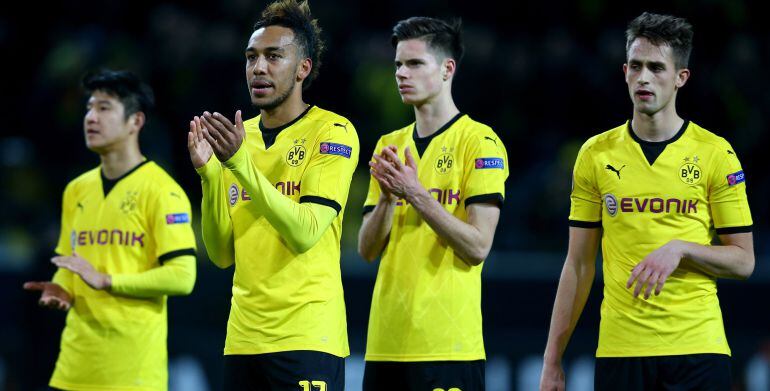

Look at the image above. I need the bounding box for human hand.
[51,253,111,291]
[23,281,72,311]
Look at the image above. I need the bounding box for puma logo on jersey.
[484,136,497,145]
[727,150,734,155]
[77,202,84,211]
[333,123,348,132]
[605,164,626,179]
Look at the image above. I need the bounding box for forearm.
[196,157,235,268]
[408,190,490,265]
[358,197,396,261]
[543,256,595,364]
[110,255,196,298]
[678,239,754,279]
[224,147,336,253]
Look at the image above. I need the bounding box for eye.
[268,53,282,60]
[246,54,256,61]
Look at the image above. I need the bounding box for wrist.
[222,144,246,170]
[102,273,112,291]
[195,155,219,179]
[404,183,427,206]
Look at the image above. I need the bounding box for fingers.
[381,147,404,169]
[372,153,396,174]
[235,110,244,136]
[51,256,79,274]
[633,267,652,297]
[643,272,659,299]
[40,296,70,311]
[23,281,46,291]
[404,146,418,169]
[654,273,669,296]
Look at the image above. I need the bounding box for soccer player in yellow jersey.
[358,17,508,390]
[23,70,197,391]
[186,1,357,389]
[540,12,755,391]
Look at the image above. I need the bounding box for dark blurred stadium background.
[1,1,768,390]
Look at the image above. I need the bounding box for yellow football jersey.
[219,105,357,357]
[570,120,752,357]
[51,161,196,391]
[363,113,508,361]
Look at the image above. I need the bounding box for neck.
[413,91,459,138]
[260,89,308,129]
[100,142,144,179]
[631,97,683,142]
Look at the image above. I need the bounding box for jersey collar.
[101,159,150,197]
[412,112,464,157]
[258,105,314,149]
[628,119,689,165]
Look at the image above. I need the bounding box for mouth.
[398,85,414,93]
[250,79,274,96]
[86,129,100,135]
[635,90,654,99]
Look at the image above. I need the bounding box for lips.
[635,89,654,97]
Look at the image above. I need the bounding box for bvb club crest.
[435,152,454,174]
[120,191,139,214]
[286,145,306,167]
[679,156,702,185]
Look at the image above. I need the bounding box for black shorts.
[224,350,344,391]
[363,360,485,391]
[595,354,731,391]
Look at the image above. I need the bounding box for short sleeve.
[463,130,509,207]
[709,144,753,234]
[362,137,385,215]
[55,182,76,256]
[299,121,360,215]
[148,185,197,262]
[568,142,602,227]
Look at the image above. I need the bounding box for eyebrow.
[629,59,667,68]
[245,44,292,54]
[87,99,113,106]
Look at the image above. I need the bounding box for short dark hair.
[626,12,694,69]
[391,17,464,63]
[82,69,155,120]
[254,0,325,90]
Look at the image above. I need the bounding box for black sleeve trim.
[158,248,196,264]
[362,205,376,215]
[300,195,342,215]
[465,193,504,207]
[715,225,753,235]
[568,219,602,228]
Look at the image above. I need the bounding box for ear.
[443,58,457,81]
[129,112,146,133]
[296,58,312,83]
[622,63,629,79]
[675,68,690,89]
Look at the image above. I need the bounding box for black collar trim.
[628,120,689,166]
[412,112,464,156]
[101,159,150,197]
[628,119,689,146]
[258,105,313,149]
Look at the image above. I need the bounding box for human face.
[245,25,306,110]
[83,91,139,153]
[624,38,689,116]
[394,39,447,106]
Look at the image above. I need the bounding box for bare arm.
[540,227,601,391]
[358,195,397,262]
[408,191,500,265]
[627,232,754,299]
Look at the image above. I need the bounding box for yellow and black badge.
[435,146,454,175]
[286,140,307,167]
[679,155,702,185]
[120,191,139,214]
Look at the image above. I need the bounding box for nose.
[395,65,408,80]
[84,109,98,124]
[637,67,651,85]
[252,56,268,75]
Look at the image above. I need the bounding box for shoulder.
[307,106,357,132]
[456,115,501,143]
[64,166,101,195]
[142,162,189,199]
[377,123,413,146]
[685,121,735,151]
[579,122,628,154]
